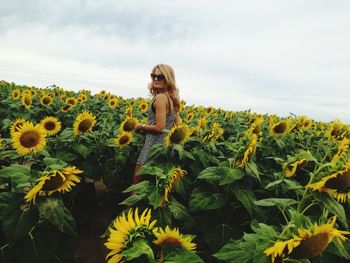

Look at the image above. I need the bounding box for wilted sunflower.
[119,116,137,132]
[124,106,133,117]
[284,159,308,177]
[73,111,97,136]
[105,208,157,263]
[12,89,21,100]
[108,98,119,109]
[331,138,350,164]
[202,122,224,142]
[10,118,31,135]
[236,134,258,168]
[11,122,46,155]
[139,101,148,112]
[161,167,187,206]
[264,217,350,263]
[40,116,61,136]
[114,131,133,148]
[197,116,207,129]
[21,94,32,110]
[40,95,53,106]
[164,124,190,147]
[61,104,73,112]
[153,226,196,251]
[307,161,350,203]
[24,166,82,204]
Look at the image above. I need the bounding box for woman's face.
[151,68,166,90]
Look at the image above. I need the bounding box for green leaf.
[204,224,235,253]
[136,165,164,177]
[168,197,191,221]
[38,199,77,237]
[2,202,39,244]
[213,239,255,263]
[173,144,184,160]
[122,181,150,193]
[198,165,244,185]
[254,198,297,208]
[312,192,348,228]
[122,239,154,261]
[232,188,256,215]
[147,186,163,208]
[163,246,204,263]
[0,164,31,188]
[189,186,226,212]
[43,157,67,170]
[219,168,245,185]
[119,193,147,206]
[73,143,91,158]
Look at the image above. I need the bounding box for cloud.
[0,0,350,123]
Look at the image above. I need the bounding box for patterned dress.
[136,97,176,165]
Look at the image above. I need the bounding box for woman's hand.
[135,123,144,133]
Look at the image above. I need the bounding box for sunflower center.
[170,129,185,143]
[20,131,40,148]
[160,237,182,247]
[124,121,136,131]
[290,232,329,259]
[273,123,287,133]
[43,97,51,104]
[325,171,350,192]
[24,97,31,106]
[44,121,56,131]
[78,119,92,132]
[42,173,65,191]
[119,135,130,145]
[63,105,71,111]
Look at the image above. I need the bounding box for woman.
[133,64,181,185]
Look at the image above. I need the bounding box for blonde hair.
[148,64,180,112]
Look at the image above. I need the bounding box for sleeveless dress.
[136,96,176,165]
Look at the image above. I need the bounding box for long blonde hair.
[148,64,180,112]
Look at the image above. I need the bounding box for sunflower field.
[1,80,350,263]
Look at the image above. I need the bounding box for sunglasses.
[150,73,165,81]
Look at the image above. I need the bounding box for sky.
[0,0,349,123]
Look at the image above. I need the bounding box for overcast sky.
[0,0,349,123]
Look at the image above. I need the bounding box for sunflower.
[108,98,119,109]
[40,95,53,106]
[22,89,31,97]
[264,217,350,263]
[307,162,350,203]
[21,94,32,110]
[189,126,200,137]
[11,122,46,155]
[12,89,21,100]
[185,112,194,123]
[139,101,148,112]
[236,134,258,168]
[78,94,88,102]
[73,111,97,136]
[202,122,224,142]
[125,106,133,117]
[129,98,135,107]
[40,117,61,136]
[0,135,3,149]
[24,166,82,204]
[161,167,187,206]
[284,159,308,177]
[119,116,137,132]
[66,97,77,106]
[10,118,31,135]
[326,120,344,140]
[61,104,73,112]
[153,226,196,251]
[269,119,291,137]
[105,208,157,263]
[114,132,133,148]
[331,138,350,164]
[197,117,207,129]
[164,124,190,147]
